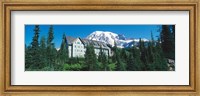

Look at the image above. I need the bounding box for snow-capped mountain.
[86,31,149,48]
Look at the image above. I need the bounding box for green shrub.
[108,63,116,71]
[63,63,83,71]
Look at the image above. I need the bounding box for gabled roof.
[66,36,109,48]
[81,39,109,48]
[66,36,76,44]
[81,39,91,46]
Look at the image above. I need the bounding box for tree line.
[25,25,175,71]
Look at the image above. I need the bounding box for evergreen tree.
[29,25,43,69]
[111,41,117,62]
[115,48,126,71]
[127,49,142,71]
[40,36,46,50]
[139,38,144,51]
[47,25,54,45]
[151,31,155,43]
[160,25,174,59]
[127,53,135,71]
[146,42,155,70]
[134,47,143,70]
[85,44,98,71]
[146,32,155,70]
[25,45,32,69]
[110,41,126,71]
[98,46,108,71]
[46,25,56,70]
[98,46,103,62]
[101,52,108,71]
[171,25,175,60]
[31,25,40,48]
[171,25,175,40]
[39,36,47,68]
[129,46,143,71]
[58,33,69,65]
[121,48,129,63]
[139,39,149,70]
[154,39,168,70]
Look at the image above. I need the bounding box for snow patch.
[86,31,149,48]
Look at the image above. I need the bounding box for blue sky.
[25,25,161,48]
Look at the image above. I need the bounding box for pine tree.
[129,46,143,71]
[139,38,144,51]
[85,44,97,71]
[98,46,103,62]
[121,48,129,63]
[160,25,174,59]
[146,32,155,70]
[39,36,47,68]
[28,25,43,70]
[110,41,126,71]
[47,25,54,45]
[102,52,108,71]
[98,46,108,71]
[171,25,175,60]
[115,48,126,71]
[111,41,117,62]
[31,25,40,49]
[25,45,32,70]
[154,39,168,71]
[139,39,149,70]
[40,36,46,50]
[46,25,56,70]
[171,25,175,40]
[127,53,135,71]
[58,33,69,65]
[146,42,155,71]
[133,47,143,70]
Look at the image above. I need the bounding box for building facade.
[66,36,111,58]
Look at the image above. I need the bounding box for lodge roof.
[66,36,77,44]
[66,36,109,48]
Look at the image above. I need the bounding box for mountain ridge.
[86,31,149,48]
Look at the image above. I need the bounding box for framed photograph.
[0,0,199,95]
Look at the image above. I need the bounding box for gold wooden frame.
[0,0,199,96]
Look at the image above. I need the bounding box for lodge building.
[66,36,112,58]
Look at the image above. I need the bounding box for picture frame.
[0,0,199,96]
